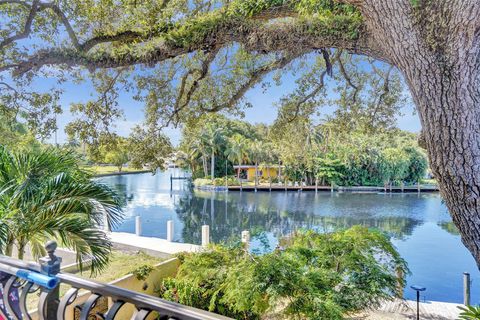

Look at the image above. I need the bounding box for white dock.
[352,299,462,320]
[109,232,202,257]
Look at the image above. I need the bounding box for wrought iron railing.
[0,242,231,320]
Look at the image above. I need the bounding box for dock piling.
[135,216,142,236]
[464,272,471,306]
[167,220,174,242]
[241,230,250,251]
[202,225,210,247]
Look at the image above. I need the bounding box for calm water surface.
[99,170,480,303]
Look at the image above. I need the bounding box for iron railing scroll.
[0,242,232,320]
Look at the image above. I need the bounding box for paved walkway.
[109,232,202,257]
[351,299,462,320]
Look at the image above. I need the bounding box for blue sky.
[44,67,421,146]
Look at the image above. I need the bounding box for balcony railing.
[0,242,231,320]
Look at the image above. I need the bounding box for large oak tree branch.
[39,2,80,49]
[0,0,38,49]
[5,16,382,76]
[200,50,305,114]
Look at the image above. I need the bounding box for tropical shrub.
[403,146,428,183]
[226,176,240,186]
[0,146,124,272]
[193,178,212,186]
[315,155,344,185]
[131,265,155,281]
[380,147,410,184]
[158,226,408,319]
[213,177,225,186]
[195,176,239,186]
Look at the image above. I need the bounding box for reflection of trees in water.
[438,221,460,236]
[175,192,421,245]
[312,216,420,240]
[176,192,295,244]
[104,183,133,206]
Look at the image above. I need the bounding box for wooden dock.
[226,185,439,193]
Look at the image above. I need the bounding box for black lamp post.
[410,285,426,320]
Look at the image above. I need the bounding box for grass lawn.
[83,165,145,175]
[77,251,164,283]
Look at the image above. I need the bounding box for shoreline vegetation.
[193,176,438,191]
[84,165,149,176]
[178,114,431,194]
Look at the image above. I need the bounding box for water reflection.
[175,191,424,244]
[99,171,480,304]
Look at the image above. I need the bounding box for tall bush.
[158,226,408,319]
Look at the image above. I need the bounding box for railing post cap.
[39,240,62,276]
[45,240,57,253]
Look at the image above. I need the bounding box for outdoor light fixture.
[410,285,426,320]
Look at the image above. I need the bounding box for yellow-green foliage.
[193,178,212,186]
[163,0,362,49]
[158,226,408,319]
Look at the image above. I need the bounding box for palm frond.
[0,147,124,273]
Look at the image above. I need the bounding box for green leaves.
[159,226,408,319]
[315,155,344,184]
[458,305,480,320]
[131,264,154,281]
[0,146,124,273]
[127,126,173,171]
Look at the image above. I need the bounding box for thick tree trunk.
[202,155,208,177]
[359,0,480,265]
[408,63,480,265]
[17,242,25,260]
[255,161,258,187]
[211,151,215,181]
[5,240,13,257]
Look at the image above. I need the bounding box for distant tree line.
[67,127,173,172]
[179,114,428,187]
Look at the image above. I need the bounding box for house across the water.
[233,165,280,181]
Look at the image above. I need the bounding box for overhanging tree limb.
[0,0,39,49]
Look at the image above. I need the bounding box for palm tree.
[225,134,249,180]
[248,139,267,188]
[187,139,208,177]
[0,146,123,272]
[201,124,224,182]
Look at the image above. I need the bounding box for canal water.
[98,170,480,304]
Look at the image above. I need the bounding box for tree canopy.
[3,0,480,267]
[0,0,407,140]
